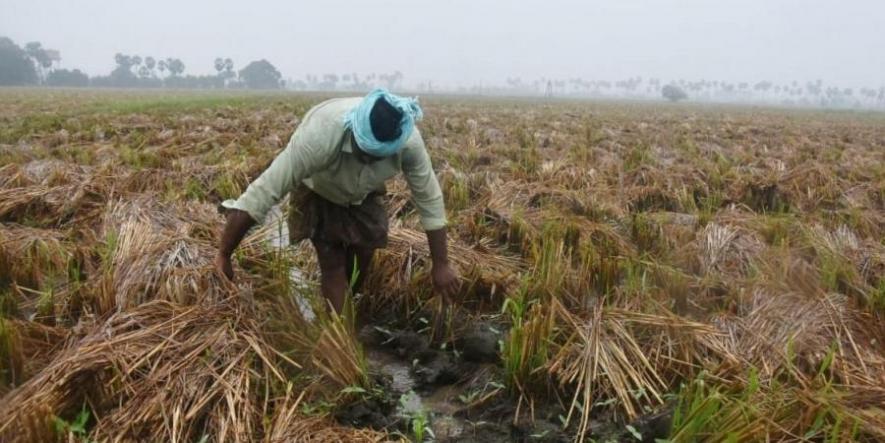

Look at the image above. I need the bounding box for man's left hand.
[431,263,460,301]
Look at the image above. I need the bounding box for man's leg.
[311,239,348,313]
[345,246,375,294]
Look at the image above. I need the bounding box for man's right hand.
[215,253,234,281]
[216,208,257,282]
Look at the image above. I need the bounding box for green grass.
[501,279,555,394]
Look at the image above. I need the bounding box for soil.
[338,322,575,442]
[336,319,674,442]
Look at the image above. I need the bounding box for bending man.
[215,89,459,312]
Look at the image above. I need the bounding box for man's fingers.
[444,280,459,298]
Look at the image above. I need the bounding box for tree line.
[454,76,885,109]
[3,36,883,110]
[0,37,284,89]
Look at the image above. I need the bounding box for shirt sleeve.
[221,125,331,224]
[401,131,448,231]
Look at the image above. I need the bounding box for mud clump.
[333,394,398,430]
[455,325,500,363]
[413,352,462,386]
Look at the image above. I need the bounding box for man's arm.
[401,133,460,299]
[215,209,255,280]
[426,227,459,299]
[215,123,330,280]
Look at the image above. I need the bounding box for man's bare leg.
[312,239,348,313]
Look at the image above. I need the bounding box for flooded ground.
[264,206,668,442]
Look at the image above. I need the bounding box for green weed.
[501,279,555,394]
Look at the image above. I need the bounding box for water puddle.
[365,347,468,441]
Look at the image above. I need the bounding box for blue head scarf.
[343,88,423,157]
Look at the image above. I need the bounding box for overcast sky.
[2,0,883,88]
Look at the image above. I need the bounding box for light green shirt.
[222,97,447,230]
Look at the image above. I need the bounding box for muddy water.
[366,348,468,440]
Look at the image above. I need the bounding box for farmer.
[215,89,459,312]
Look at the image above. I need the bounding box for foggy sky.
[2,0,883,89]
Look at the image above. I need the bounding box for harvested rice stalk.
[548,298,732,440]
[0,297,301,443]
[364,227,523,311]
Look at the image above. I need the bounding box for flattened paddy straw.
[0,88,883,442]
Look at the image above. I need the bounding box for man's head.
[369,97,404,142]
[343,88,423,158]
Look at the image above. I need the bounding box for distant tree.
[157,59,167,77]
[0,37,38,85]
[213,57,235,88]
[109,53,138,86]
[662,84,688,102]
[238,59,282,89]
[46,68,89,87]
[24,41,58,83]
[165,58,185,77]
[214,57,225,75]
[25,42,51,67]
[145,56,156,72]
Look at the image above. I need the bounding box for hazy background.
[2,0,883,89]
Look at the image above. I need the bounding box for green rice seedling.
[310,296,370,392]
[0,288,17,318]
[0,317,22,388]
[818,250,856,294]
[569,142,593,165]
[872,279,885,312]
[757,213,797,246]
[668,374,737,442]
[630,212,664,254]
[669,359,867,443]
[504,210,534,254]
[511,126,540,177]
[517,147,541,177]
[441,170,470,212]
[578,241,623,298]
[619,258,651,300]
[675,186,699,214]
[528,224,570,299]
[27,287,56,322]
[501,279,555,395]
[623,143,652,172]
[119,145,163,170]
[802,224,870,305]
[52,404,90,442]
[397,392,432,443]
[184,176,206,200]
[211,168,246,201]
[695,190,724,227]
[676,135,699,156]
